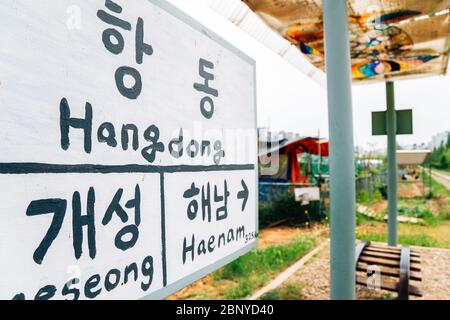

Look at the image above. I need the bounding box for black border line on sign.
[159,172,168,288]
[0,163,255,174]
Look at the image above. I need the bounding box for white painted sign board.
[0,0,258,300]
[294,187,320,204]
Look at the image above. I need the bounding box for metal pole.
[429,165,432,196]
[323,0,356,300]
[386,81,397,246]
[318,130,322,178]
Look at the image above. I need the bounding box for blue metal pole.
[386,81,398,246]
[323,0,356,300]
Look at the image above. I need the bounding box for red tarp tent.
[259,137,329,184]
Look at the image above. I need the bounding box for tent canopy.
[259,137,329,184]
[259,136,329,157]
[212,0,450,83]
[397,150,431,165]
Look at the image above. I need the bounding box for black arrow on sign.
[237,179,249,212]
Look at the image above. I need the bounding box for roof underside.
[243,0,450,83]
[397,150,431,165]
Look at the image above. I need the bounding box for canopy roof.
[211,0,450,83]
[397,150,431,165]
[259,136,329,157]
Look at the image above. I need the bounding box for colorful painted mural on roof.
[243,0,450,82]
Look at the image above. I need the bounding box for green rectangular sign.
[372,111,387,136]
[372,109,413,136]
[396,109,413,135]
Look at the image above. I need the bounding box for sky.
[168,0,450,151]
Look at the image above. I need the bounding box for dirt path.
[276,241,450,300]
[258,224,328,248]
[398,181,426,198]
[433,170,450,189]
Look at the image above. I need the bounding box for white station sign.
[0,0,257,300]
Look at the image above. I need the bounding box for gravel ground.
[417,246,450,300]
[285,242,450,300]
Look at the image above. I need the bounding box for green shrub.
[357,191,370,204]
[439,210,450,221]
[398,206,437,225]
[259,191,325,228]
[224,277,267,300]
[259,202,277,227]
[439,155,448,169]
[357,190,383,205]
[372,190,383,202]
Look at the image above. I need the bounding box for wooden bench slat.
[366,245,420,256]
[361,250,421,263]
[356,262,422,281]
[364,247,421,260]
[358,255,421,272]
[356,270,422,284]
[367,243,401,249]
[366,244,401,251]
[356,275,422,297]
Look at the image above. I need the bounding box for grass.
[260,282,304,300]
[356,230,438,247]
[357,190,383,206]
[214,236,317,299]
[356,212,380,226]
[424,171,450,200]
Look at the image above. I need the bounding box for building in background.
[430,131,450,150]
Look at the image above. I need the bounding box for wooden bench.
[355,242,422,299]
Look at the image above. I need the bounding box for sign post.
[0,0,258,300]
[372,83,414,246]
[386,81,398,246]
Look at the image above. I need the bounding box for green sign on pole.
[372,109,413,136]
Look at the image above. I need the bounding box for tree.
[439,141,445,154]
[440,154,448,169]
[427,147,437,165]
